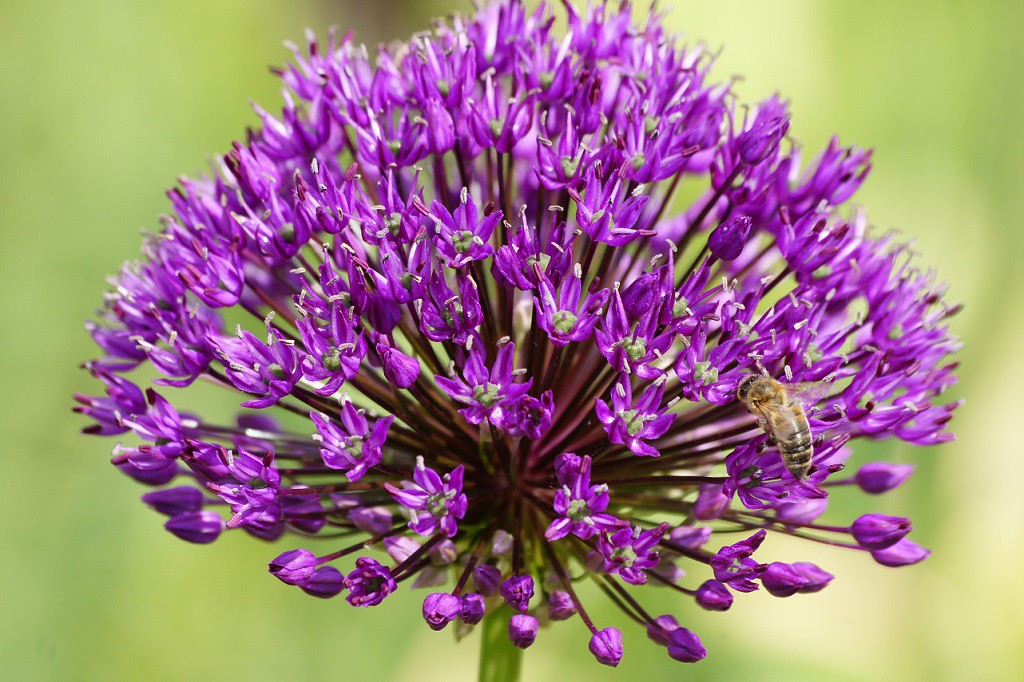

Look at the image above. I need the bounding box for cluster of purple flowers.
[76,0,961,668]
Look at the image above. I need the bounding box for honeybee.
[736,374,825,479]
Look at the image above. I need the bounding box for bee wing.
[783,380,831,407]
[748,402,781,436]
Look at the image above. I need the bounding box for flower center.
[553,310,577,334]
[526,252,551,271]
[384,212,403,236]
[693,360,718,385]
[427,492,450,518]
[322,348,343,372]
[560,156,579,177]
[473,383,502,408]
[345,436,365,459]
[567,498,590,522]
[672,296,689,318]
[617,336,646,362]
[440,300,464,327]
[618,409,654,437]
[453,230,475,254]
[610,545,638,568]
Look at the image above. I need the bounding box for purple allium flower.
[344,557,397,607]
[595,376,676,457]
[711,530,768,593]
[78,0,961,668]
[597,524,669,585]
[545,453,625,541]
[385,457,467,538]
[311,404,394,482]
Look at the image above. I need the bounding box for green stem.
[478,606,523,682]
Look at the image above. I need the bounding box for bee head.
[736,374,759,401]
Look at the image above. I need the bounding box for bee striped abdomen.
[777,405,813,478]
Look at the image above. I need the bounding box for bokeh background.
[3,0,1021,679]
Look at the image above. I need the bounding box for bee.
[736,374,825,479]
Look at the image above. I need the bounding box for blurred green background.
[2,0,1021,679]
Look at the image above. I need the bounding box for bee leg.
[756,418,775,443]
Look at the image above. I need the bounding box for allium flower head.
[77,0,961,668]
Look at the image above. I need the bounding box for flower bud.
[499,574,535,612]
[376,343,420,388]
[473,564,502,596]
[547,590,576,621]
[708,215,752,261]
[695,579,733,611]
[164,511,224,544]
[621,271,659,318]
[508,614,538,648]
[760,562,805,597]
[141,486,204,516]
[269,548,318,585]
[693,484,730,521]
[430,539,458,565]
[669,525,711,549]
[791,562,834,593]
[282,497,326,534]
[667,627,707,663]
[851,514,912,550]
[424,99,455,155]
[774,497,828,525]
[383,535,420,564]
[647,614,680,647]
[737,116,789,166]
[422,592,461,631]
[870,538,930,567]
[651,561,686,584]
[458,593,486,625]
[300,566,345,598]
[589,627,624,667]
[854,463,914,494]
[119,460,178,486]
[491,529,514,555]
[348,506,392,535]
[553,452,583,486]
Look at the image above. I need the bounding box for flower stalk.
[479,606,525,682]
